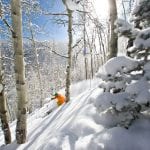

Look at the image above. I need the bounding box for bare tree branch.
[0,2,15,35]
[24,37,69,59]
[72,38,83,49]
[43,12,68,16]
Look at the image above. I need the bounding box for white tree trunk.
[0,56,11,144]
[65,8,73,102]
[11,0,27,144]
[62,0,73,102]
[108,0,118,59]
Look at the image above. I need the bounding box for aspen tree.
[11,0,27,144]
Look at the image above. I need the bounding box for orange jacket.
[53,93,66,106]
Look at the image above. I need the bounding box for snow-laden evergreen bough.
[93,0,150,128]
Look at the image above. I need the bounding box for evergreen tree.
[95,0,150,128]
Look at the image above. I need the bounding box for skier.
[51,92,66,106]
[45,92,66,115]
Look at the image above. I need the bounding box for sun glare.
[93,0,109,19]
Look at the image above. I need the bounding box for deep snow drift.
[1,78,150,150]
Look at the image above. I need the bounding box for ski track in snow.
[24,88,97,149]
[0,88,99,150]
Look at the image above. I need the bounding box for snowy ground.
[1,78,150,150]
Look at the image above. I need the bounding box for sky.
[0,0,131,42]
[29,0,110,41]
[0,0,68,42]
[31,0,68,41]
[0,0,110,42]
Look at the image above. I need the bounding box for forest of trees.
[0,0,149,146]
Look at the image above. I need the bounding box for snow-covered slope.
[1,79,150,150]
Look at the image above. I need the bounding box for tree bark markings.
[11,0,27,144]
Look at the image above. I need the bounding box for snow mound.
[96,56,139,79]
